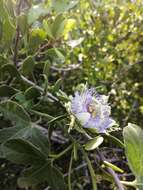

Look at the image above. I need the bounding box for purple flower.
[71,88,115,133]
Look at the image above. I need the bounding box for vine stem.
[65,132,97,190]
[85,133,125,190]
[68,150,73,190]
[97,149,125,190]
[49,144,73,160]
[81,147,97,190]
[21,75,58,101]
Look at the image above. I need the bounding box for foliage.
[0,0,143,190]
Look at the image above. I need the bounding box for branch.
[50,64,81,72]
[13,0,23,66]
[21,75,58,101]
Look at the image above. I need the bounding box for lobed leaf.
[2,138,46,165]
[0,100,31,128]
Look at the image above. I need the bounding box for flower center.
[87,104,97,118]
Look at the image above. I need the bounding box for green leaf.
[2,16,14,43]
[63,18,76,39]
[46,48,65,64]
[4,0,15,19]
[52,14,66,38]
[56,89,69,101]
[18,161,66,189]
[17,14,28,35]
[0,20,3,41]
[0,64,21,80]
[0,85,18,97]
[48,165,66,190]
[84,136,104,151]
[11,127,32,139]
[0,55,8,67]
[0,0,15,48]
[123,123,143,178]
[15,92,28,105]
[29,28,46,53]
[0,126,21,144]
[0,121,30,152]
[30,127,49,156]
[28,4,50,25]
[42,74,49,95]
[8,125,49,155]
[2,138,46,165]
[44,15,75,39]
[0,124,49,157]
[52,0,78,13]
[136,176,143,189]
[43,20,53,39]
[43,60,51,77]
[22,56,35,75]
[18,162,50,187]
[0,100,31,128]
[52,78,62,93]
[24,87,41,100]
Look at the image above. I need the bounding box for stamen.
[87,104,97,118]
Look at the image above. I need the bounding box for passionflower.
[71,88,115,133]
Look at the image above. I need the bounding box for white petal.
[75,112,90,126]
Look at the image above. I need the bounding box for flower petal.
[75,112,90,126]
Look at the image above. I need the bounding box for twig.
[21,75,58,101]
[13,0,23,66]
[50,64,81,72]
[13,25,20,66]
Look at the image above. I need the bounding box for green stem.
[105,132,125,148]
[31,71,37,84]
[30,109,54,120]
[120,180,137,187]
[68,150,73,190]
[50,144,73,160]
[21,75,58,101]
[81,147,97,190]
